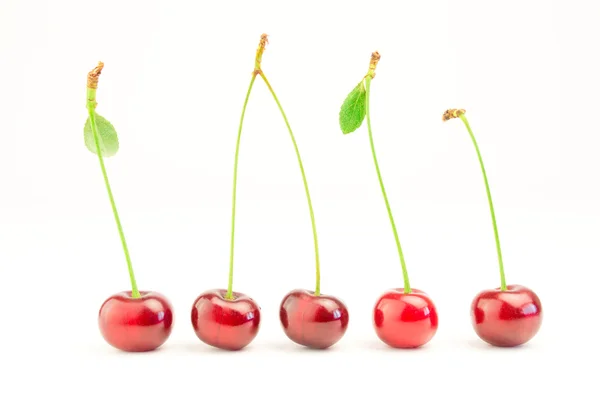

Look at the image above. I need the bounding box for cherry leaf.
[84,113,119,157]
[339,80,367,134]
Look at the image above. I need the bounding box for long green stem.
[86,85,140,298]
[459,114,506,291]
[226,75,258,300]
[259,72,321,296]
[365,76,411,293]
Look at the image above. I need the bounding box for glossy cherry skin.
[471,284,542,347]
[279,289,349,349]
[98,291,174,352]
[191,289,261,351]
[373,288,438,348]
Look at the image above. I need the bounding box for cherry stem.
[86,62,140,299]
[226,34,322,298]
[259,71,321,296]
[364,53,411,294]
[455,112,506,291]
[226,74,258,300]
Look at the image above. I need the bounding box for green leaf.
[339,80,367,134]
[84,113,119,157]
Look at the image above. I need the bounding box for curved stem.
[86,88,140,298]
[459,114,506,291]
[259,72,321,296]
[365,76,411,293]
[226,74,258,300]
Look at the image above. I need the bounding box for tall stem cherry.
[254,35,349,349]
[189,37,264,351]
[443,109,542,347]
[86,62,173,352]
[339,52,438,348]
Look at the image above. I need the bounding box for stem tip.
[442,108,466,122]
[87,61,104,90]
[368,51,381,78]
[259,33,269,48]
[255,33,269,73]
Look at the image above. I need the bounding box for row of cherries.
[99,285,542,352]
[88,35,542,353]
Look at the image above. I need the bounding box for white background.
[0,0,597,396]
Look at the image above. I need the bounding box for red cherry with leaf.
[443,109,543,347]
[84,63,174,352]
[339,52,438,349]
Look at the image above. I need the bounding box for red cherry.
[98,291,174,352]
[191,289,261,351]
[471,284,542,347]
[279,289,349,349]
[373,288,438,348]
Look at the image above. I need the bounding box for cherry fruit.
[373,288,438,348]
[443,108,543,347]
[191,289,261,351]
[188,36,269,351]
[85,62,174,352]
[339,52,437,348]
[99,291,173,352]
[245,35,350,349]
[280,289,349,349]
[471,284,542,347]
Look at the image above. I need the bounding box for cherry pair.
[187,35,350,351]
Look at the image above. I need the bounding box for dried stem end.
[442,108,466,122]
[254,33,269,74]
[367,51,381,78]
[87,62,104,90]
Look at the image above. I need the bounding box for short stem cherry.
[226,74,258,300]
[86,63,140,299]
[259,71,321,296]
[364,53,411,294]
[443,109,506,291]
